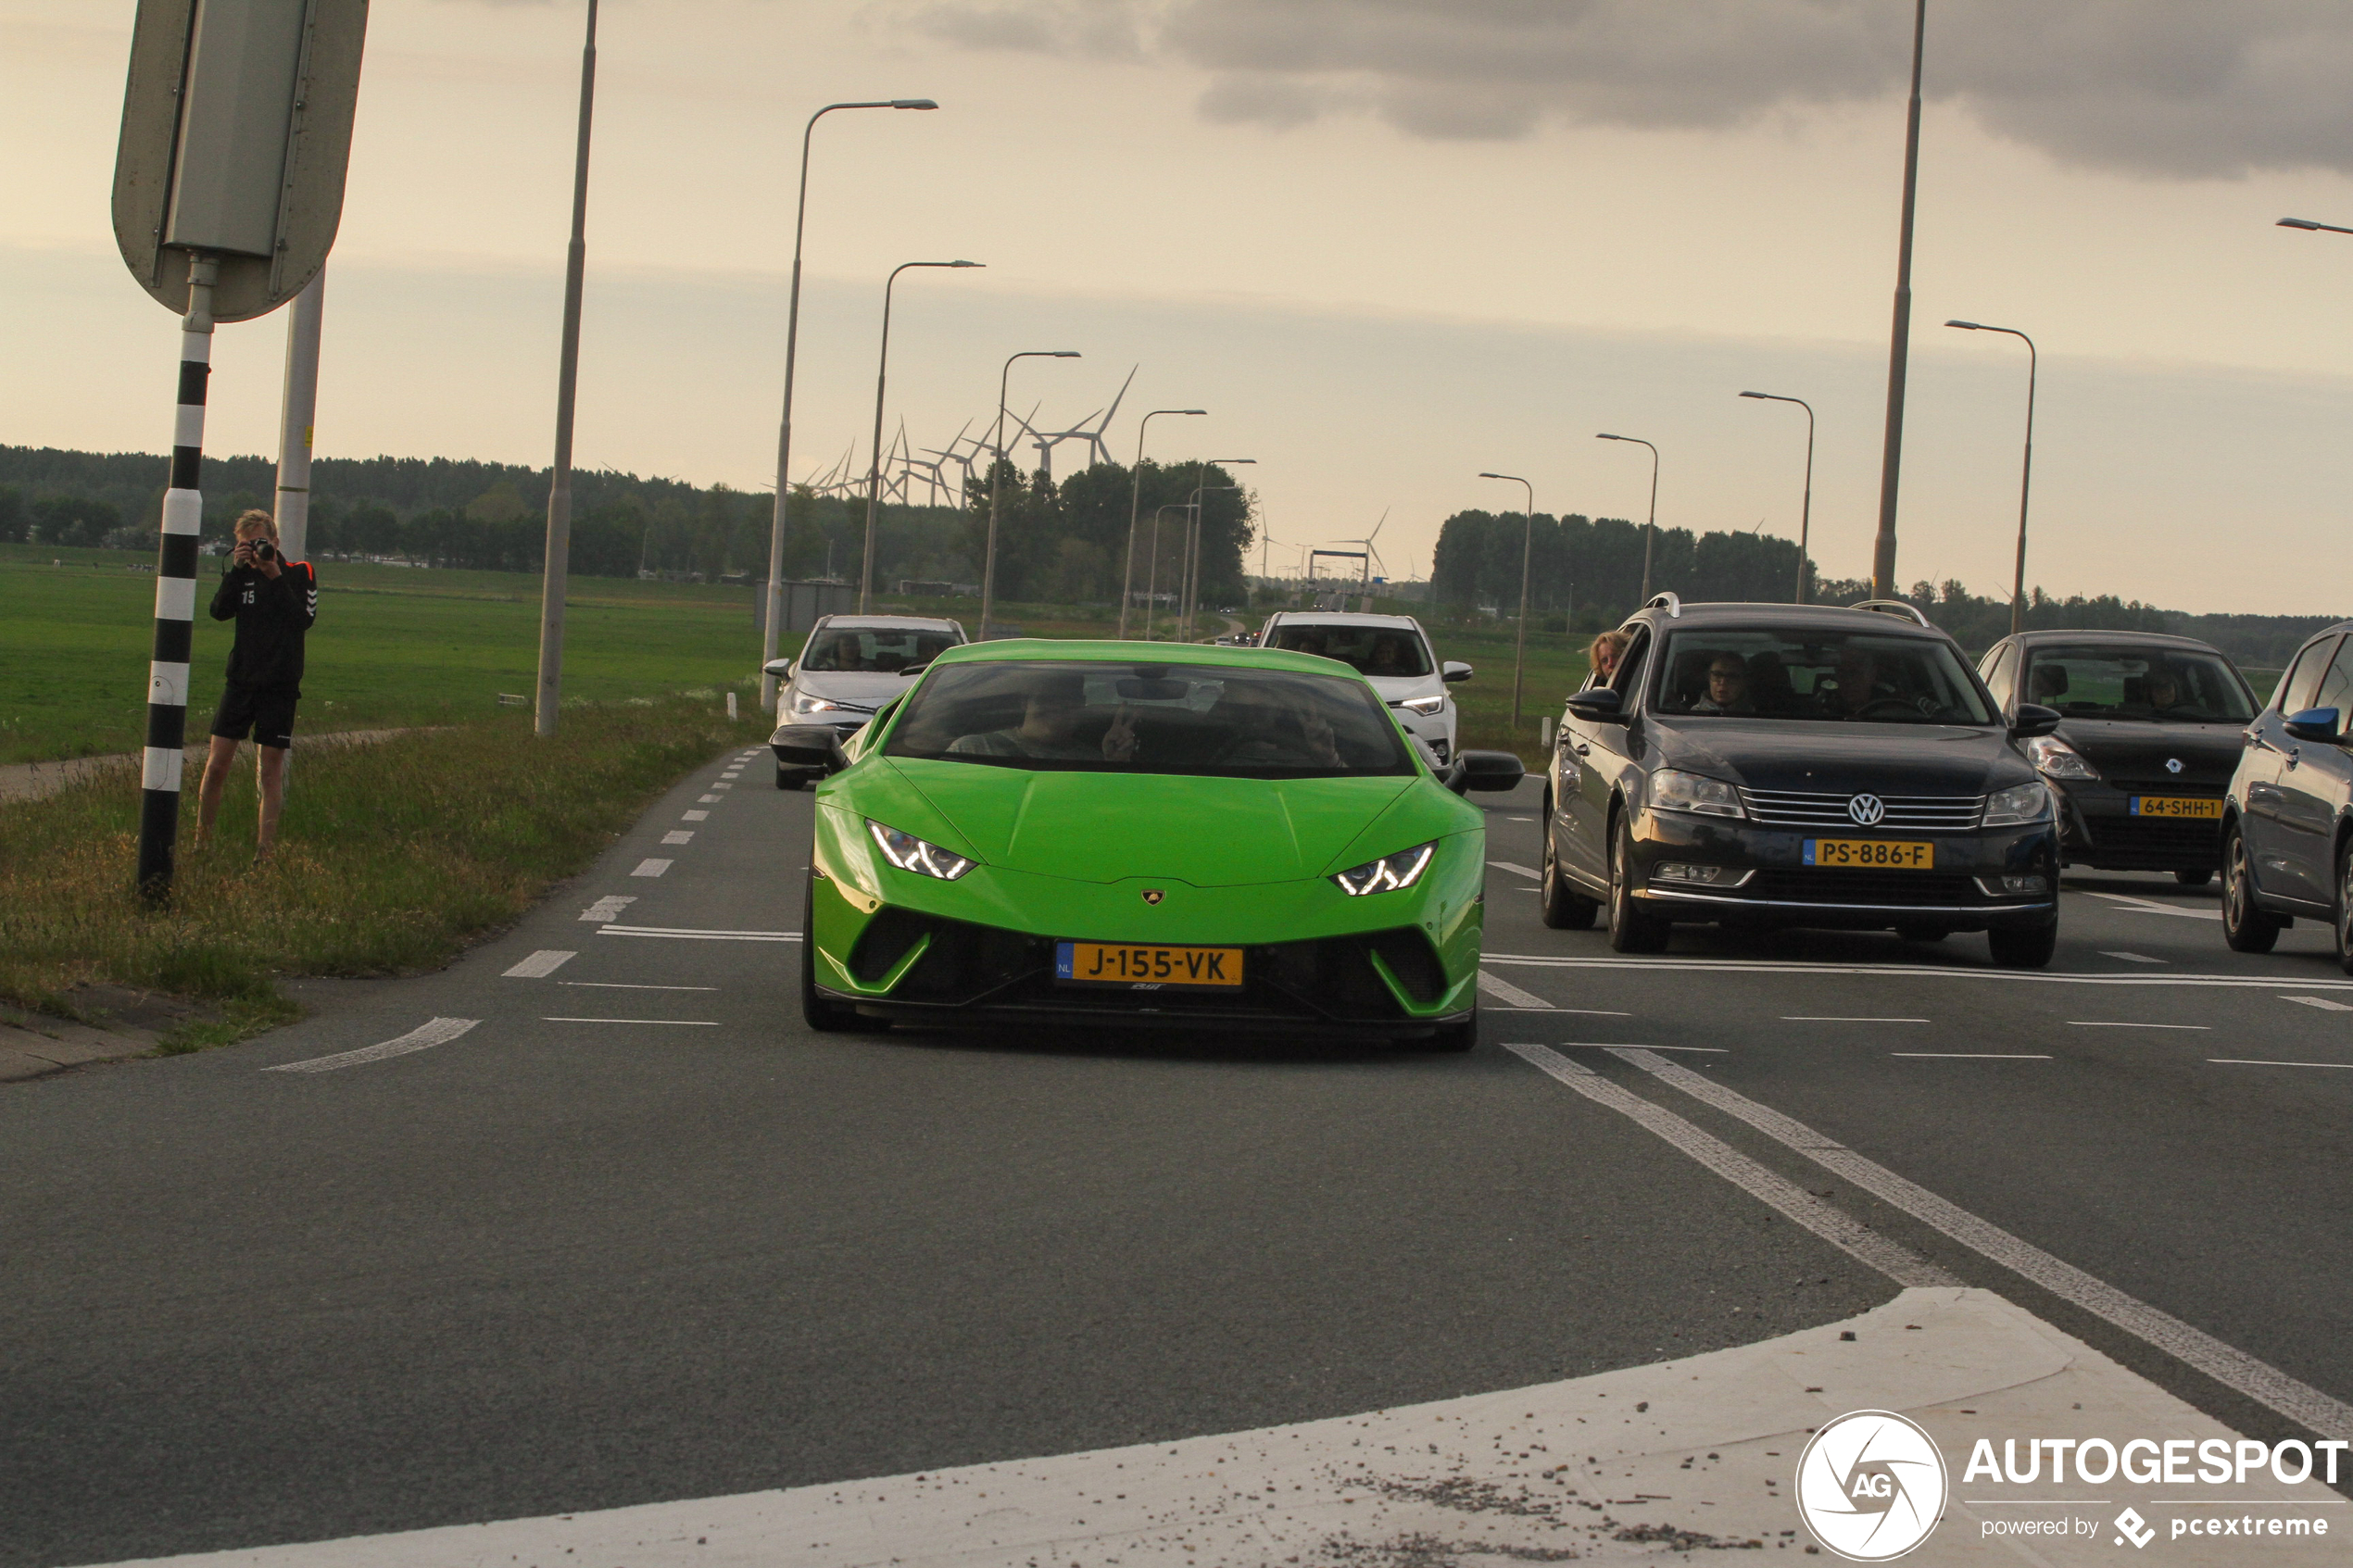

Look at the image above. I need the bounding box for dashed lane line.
[1486,860,1541,879]
[661,830,694,845]
[560,981,719,991]
[1476,970,1554,1009]
[596,923,799,943]
[1485,953,2353,989]
[1781,1015,1928,1023]
[1891,1052,2051,1060]
[2210,1059,2353,1071]
[542,1017,719,1026]
[631,859,673,878]
[2082,889,2223,922]
[2103,951,2166,964]
[502,950,576,978]
[1604,1046,2353,1442]
[682,810,709,822]
[2284,996,2353,1012]
[264,1018,479,1074]
[578,896,636,923]
[2068,1021,2208,1030]
[697,795,723,804]
[1503,1043,1956,1287]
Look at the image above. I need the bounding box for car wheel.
[1987,920,2057,969]
[2221,822,2283,955]
[1540,794,1601,931]
[1894,923,1950,943]
[2174,867,2213,887]
[2336,840,2353,977]
[776,764,804,791]
[1606,814,1670,955]
[800,874,886,1033]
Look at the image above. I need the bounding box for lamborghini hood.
[884,758,1425,887]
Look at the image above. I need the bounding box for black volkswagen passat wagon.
[1540,596,2064,967]
[2221,620,2353,963]
[1974,630,2257,886]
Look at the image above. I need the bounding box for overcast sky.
[5,0,2352,610]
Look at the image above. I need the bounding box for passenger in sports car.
[1211,683,1344,769]
[949,673,1139,762]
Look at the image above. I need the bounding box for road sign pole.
[272,268,323,560]
[535,0,598,738]
[137,254,219,902]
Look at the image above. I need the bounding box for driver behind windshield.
[949,673,1138,762]
[1212,681,1344,767]
[1691,653,1755,714]
[1826,645,1897,717]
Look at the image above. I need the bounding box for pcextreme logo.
[1796,1410,1950,1561]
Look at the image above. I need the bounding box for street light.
[1142,503,1187,639]
[2279,217,2353,235]
[1739,391,1815,604]
[1478,471,1537,728]
[1119,408,1207,638]
[761,97,937,712]
[858,259,982,612]
[1946,320,2037,635]
[1596,433,1661,601]
[1871,0,1930,597]
[980,349,1081,641]
[1179,459,1253,643]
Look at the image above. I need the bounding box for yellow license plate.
[1805,838,1934,869]
[2132,796,2222,820]
[1056,940,1245,989]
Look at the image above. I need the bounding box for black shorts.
[210,685,298,750]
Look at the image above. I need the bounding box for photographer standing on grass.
[195,509,318,860]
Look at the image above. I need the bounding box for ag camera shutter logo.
[1795,1410,1948,1561]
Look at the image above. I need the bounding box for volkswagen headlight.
[1396,694,1447,716]
[1982,781,2053,828]
[1334,842,1436,897]
[2024,735,2097,781]
[867,821,975,881]
[1651,769,1744,819]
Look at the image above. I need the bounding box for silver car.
[763,614,967,789]
[1256,610,1471,765]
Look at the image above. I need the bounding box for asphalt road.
[6,759,2350,1564]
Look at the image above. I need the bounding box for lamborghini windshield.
[1655,631,1996,725]
[884,660,1416,778]
[2019,646,2254,722]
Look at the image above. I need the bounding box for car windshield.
[883,660,1416,778]
[799,626,959,674]
[1261,623,1433,679]
[1655,630,1997,725]
[2020,646,2253,722]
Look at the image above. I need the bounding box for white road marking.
[682,809,709,822]
[711,783,733,790]
[597,923,799,943]
[577,895,635,922]
[1504,1043,1955,1286]
[2284,996,2353,1012]
[1477,970,1553,1008]
[2068,1021,2208,1029]
[698,794,722,803]
[2102,951,2166,963]
[1486,860,1541,879]
[264,1018,479,1074]
[1607,1046,2353,1442]
[1891,1052,2051,1060]
[501,950,575,978]
[1485,953,2353,989]
[1781,1015,1928,1023]
[560,981,718,991]
[1505,815,1534,821]
[631,859,673,878]
[661,830,694,845]
[2082,889,2223,922]
[543,1017,718,1026]
[2211,1058,2353,1070]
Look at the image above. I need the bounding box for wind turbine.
[1036,364,1137,470]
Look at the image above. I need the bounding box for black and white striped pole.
[137,253,218,901]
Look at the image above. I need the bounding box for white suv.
[1256,611,1470,764]
[763,615,967,789]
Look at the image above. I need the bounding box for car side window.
[2311,641,2353,722]
[1613,629,1652,704]
[1982,644,2018,709]
[2277,636,2339,715]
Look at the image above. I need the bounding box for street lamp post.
[1870,0,1929,598]
[1946,320,2037,635]
[1119,408,1207,638]
[1739,391,1815,603]
[1141,503,1187,640]
[2279,217,2353,236]
[1596,433,1661,601]
[858,259,982,612]
[1478,472,1537,728]
[760,98,937,712]
[533,0,599,739]
[1179,459,1253,643]
[981,349,1080,641]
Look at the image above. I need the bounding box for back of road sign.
[112,0,369,323]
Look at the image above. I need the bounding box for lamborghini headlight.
[867,820,975,881]
[1982,781,2054,828]
[1333,841,1436,897]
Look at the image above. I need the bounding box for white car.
[763,614,967,789]
[1256,610,1471,764]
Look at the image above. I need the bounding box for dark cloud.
[897,0,2353,176]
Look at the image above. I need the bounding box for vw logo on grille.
[2166,757,2184,774]
[1847,794,1886,826]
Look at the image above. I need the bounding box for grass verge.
[0,698,758,1049]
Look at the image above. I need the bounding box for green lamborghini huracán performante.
[772,640,1524,1048]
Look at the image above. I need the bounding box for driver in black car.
[1690,653,1755,714]
[1825,645,1897,718]
[2142,666,2185,714]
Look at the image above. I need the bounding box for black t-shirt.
[209,560,318,692]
